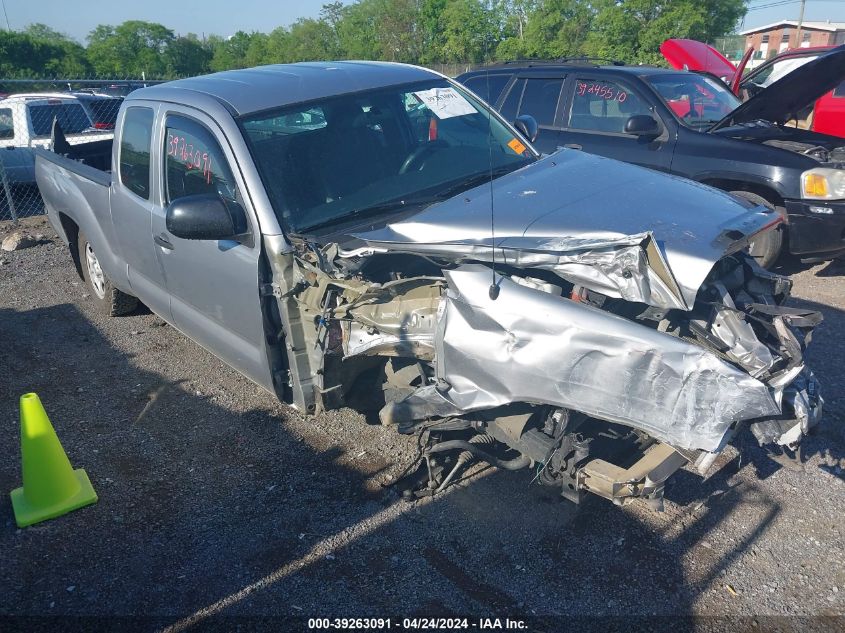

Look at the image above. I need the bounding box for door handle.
[563,143,582,150]
[154,233,174,250]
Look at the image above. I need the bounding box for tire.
[729,190,784,268]
[77,230,138,316]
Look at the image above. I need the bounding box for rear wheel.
[78,231,138,316]
[729,190,784,268]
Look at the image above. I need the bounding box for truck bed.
[35,147,112,252]
[34,146,111,188]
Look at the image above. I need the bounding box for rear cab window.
[119,107,155,200]
[28,102,91,137]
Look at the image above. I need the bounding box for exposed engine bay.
[260,223,823,509]
[762,138,845,164]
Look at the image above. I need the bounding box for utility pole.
[795,0,806,48]
[1,0,11,31]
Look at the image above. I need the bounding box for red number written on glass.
[167,133,213,184]
[576,82,628,102]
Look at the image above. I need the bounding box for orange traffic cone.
[9,393,97,527]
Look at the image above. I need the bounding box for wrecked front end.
[261,219,822,509]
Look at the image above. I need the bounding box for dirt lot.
[1,216,844,631]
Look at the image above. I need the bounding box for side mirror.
[624,114,660,138]
[513,114,539,143]
[165,193,245,241]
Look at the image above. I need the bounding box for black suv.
[457,50,845,266]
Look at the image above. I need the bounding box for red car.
[662,39,845,138]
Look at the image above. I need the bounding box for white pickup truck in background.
[1,93,116,216]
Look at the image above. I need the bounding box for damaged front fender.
[385,264,781,452]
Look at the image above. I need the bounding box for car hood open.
[710,44,845,131]
[332,150,780,311]
[660,39,738,83]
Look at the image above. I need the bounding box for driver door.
[559,76,675,172]
[152,107,274,392]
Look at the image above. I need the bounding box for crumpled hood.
[711,44,845,131]
[346,149,779,310]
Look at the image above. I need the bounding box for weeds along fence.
[0,78,161,222]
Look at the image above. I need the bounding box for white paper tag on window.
[412,87,476,119]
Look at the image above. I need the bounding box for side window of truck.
[568,78,650,134]
[164,114,240,206]
[461,74,511,106]
[119,107,155,200]
[518,78,565,127]
[499,78,526,122]
[0,108,13,139]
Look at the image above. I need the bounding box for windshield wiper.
[296,196,439,233]
[296,164,523,233]
[434,164,522,199]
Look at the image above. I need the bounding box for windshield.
[748,55,818,88]
[648,73,741,129]
[240,78,534,233]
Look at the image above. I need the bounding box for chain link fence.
[1,79,158,222]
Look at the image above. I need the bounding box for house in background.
[739,19,845,68]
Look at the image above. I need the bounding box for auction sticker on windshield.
[412,87,476,119]
[508,138,527,155]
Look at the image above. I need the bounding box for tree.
[337,0,382,60]
[286,18,341,61]
[3,0,749,79]
[24,23,90,76]
[441,0,494,64]
[374,0,423,63]
[208,31,255,71]
[418,0,450,63]
[0,27,90,77]
[521,0,595,59]
[87,21,175,77]
[496,0,538,60]
[585,0,746,65]
[164,34,212,77]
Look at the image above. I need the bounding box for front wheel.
[729,190,784,268]
[78,231,138,316]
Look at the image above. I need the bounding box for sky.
[2,0,845,43]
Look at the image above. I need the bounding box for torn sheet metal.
[341,278,442,359]
[343,231,688,311]
[424,265,779,452]
[708,282,775,377]
[750,368,823,446]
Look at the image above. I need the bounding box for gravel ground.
[1,217,844,631]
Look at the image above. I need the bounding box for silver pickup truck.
[35,61,823,508]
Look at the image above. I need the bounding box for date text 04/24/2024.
[307,617,528,630]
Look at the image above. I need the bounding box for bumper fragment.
[785,199,845,257]
[750,368,823,447]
